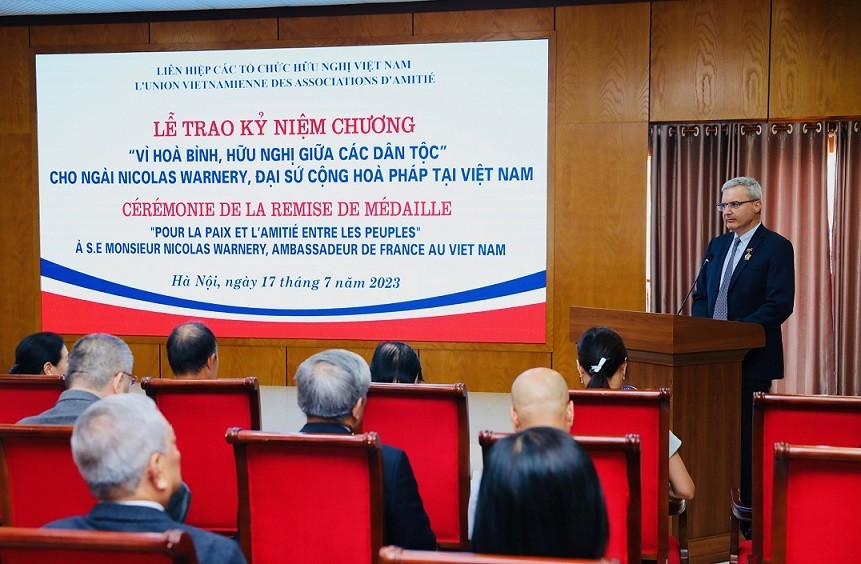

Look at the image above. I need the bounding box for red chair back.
[0,527,197,563]
[568,389,669,562]
[0,376,66,424]
[379,546,612,563]
[0,425,95,527]
[752,393,861,562]
[479,431,641,564]
[771,443,861,563]
[227,429,383,564]
[141,376,260,535]
[362,383,470,549]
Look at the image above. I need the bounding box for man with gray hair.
[296,349,437,550]
[19,332,191,523]
[166,321,219,379]
[19,333,135,425]
[44,394,245,564]
[692,175,795,536]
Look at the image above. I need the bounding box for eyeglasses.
[119,371,137,386]
[716,200,759,212]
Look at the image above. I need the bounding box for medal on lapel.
[744,247,753,261]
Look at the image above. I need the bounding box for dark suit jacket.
[45,502,245,564]
[18,388,192,523]
[300,422,437,550]
[692,224,795,381]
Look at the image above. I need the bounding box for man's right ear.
[509,405,521,432]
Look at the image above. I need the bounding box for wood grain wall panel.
[770,0,861,119]
[420,349,554,392]
[286,346,376,385]
[556,3,649,124]
[0,28,31,133]
[651,0,770,121]
[0,28,37,371]
[150,18,277,44]
[279,14,412,40]
[29,23,149,47]
[552,122,648,382]
[182,344,288,385]
[413,8,553,35]
[129,342,161,379]
[0,132,39,370]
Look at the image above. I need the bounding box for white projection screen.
[35,38,549,343]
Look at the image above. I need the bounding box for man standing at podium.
[691,176,795,529]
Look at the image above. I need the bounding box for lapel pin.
[744,248,753,260]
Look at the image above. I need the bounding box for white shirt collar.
[108,500,165,511]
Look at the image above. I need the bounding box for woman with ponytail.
[576,327,695,501]
[9,332,68,376]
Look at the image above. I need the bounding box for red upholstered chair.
[361,383,470,549]
[0,375,66,424]
[568,389,682,563]
[141,376,260,535]
[227,428,384,564]
[0,527,197,563]
[379,546,616,563]
[770,443,861,563]
[0,424,95,527]
[479,431,641,564]
[731,393,861,564]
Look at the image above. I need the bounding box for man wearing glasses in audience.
[18,333,192,523]
[691,176,795,538]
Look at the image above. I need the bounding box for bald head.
[510,368,574,432]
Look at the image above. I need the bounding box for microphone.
[677,252,714,315]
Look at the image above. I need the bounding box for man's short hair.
[65,334,133,391]
[295,349,371,420]
[166,321,217,376]
[722,176,763,201]
[71,394,168,500]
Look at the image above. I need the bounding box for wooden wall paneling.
[556,2,650,124]
[150,18,278,44]
[650,0,770,121]
[553,122,648,382]
[770,0,861,119]
[286,346,376,385]
[413,8,553,35]
[0,27,31,134]
[159,343,288,385]
[29,23,149,47]
[419,349,553,392]
[128,342,161,379]
[0,28,38,371]
[279,14,413,40]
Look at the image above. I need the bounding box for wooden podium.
[570,306,764,563]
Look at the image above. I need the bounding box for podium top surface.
[570,306,765,356]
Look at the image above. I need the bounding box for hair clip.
[590,357,607,374]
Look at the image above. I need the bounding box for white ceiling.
[1,0,433,17]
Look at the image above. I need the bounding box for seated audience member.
[18,333,191,522]
[370,341,423,383]
[472,426,609,558]
[166,321,219,379]
[576,326,696,500]
[468,368,573,537]
[296,349,437,550]
[8,331,68,376]
[18,333,135,425]
[44,394,245,564]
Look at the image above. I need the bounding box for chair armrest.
[730,488,751,564]
[670,498,689,564]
